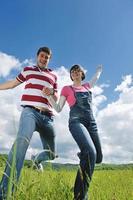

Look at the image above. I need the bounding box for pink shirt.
[61,83,91,107]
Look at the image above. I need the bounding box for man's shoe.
[31,155,43,172]
[37,163,43,172]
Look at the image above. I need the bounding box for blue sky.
[0,0,133,164]
[0,0,133,95]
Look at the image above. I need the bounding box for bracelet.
[51,89,55,95]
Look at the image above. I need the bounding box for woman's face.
[70,68,83,81]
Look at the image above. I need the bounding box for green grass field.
[0,165,132,200]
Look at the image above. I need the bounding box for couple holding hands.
[0,46,102,200]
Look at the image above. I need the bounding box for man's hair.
[37,47,52,57]
[70,64,85,81]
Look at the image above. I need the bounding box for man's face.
[37,51,51,68]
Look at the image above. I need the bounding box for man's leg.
[31,115,56,167]
[0,107,37,198]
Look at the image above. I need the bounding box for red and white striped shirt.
[16,66,57,111]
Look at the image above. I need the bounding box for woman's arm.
[89,65,103,88]
[48,95,66,113]
[42,87,66,112]
[0,79,21,90]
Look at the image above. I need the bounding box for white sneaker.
[31,154,36,162]
[31,155,43,171]
[37,163,43,172]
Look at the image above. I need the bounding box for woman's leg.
[69,121,96,200]
[87,117,103,164]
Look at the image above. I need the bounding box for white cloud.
[115,74,132,93]
[0,89,21,154]
[97,75,133,163]
[0,52,34,77]
[0,57,132,164]
[0,52,21,77]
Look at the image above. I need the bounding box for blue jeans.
[0,107,55,198]
[69,111,103,200]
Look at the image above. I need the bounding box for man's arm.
[0,79,21,90]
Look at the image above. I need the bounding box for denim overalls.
[69,86,103,200]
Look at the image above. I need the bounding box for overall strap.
[69,85,76,97]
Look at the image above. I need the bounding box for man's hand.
[42,87,54,96]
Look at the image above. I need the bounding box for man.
[0,46,58,199]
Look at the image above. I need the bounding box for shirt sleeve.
[16,67,28,83]
[61,86,69,98]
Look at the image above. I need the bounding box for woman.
[43,64,103,200]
